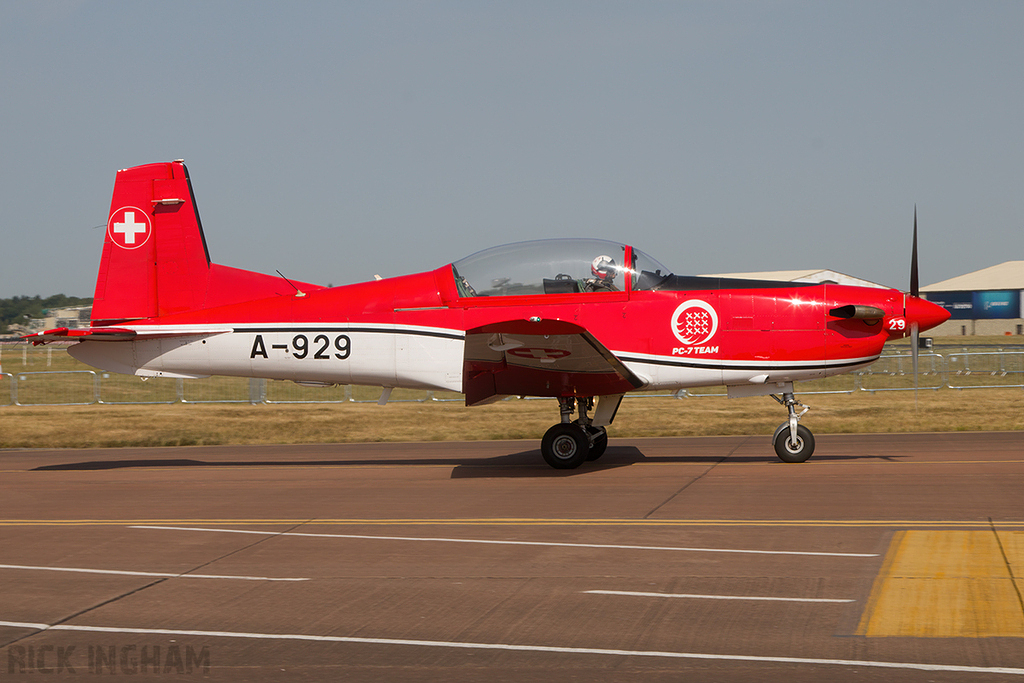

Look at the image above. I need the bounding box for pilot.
[586,255,618,291]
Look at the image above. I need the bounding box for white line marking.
[584,590,854,603]
[130,526,877,558]
[1,620,49,630]
[0,620,1020,675]
[0,563,307,582]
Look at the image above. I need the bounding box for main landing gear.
[770,391,815,463]
[540,397,608,469]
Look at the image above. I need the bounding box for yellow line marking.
[0,519,1023,528]
[858,531,1024,637]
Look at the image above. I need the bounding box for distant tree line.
[0,295,92,335]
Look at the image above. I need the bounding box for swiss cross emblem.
[107,206,152,250]
[507,347,571,361]
[671,299,719,345]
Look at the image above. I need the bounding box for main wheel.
[541,424,589,469]
[584,425,608,461]
[772,424,815,463]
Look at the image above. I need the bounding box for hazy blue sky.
[1,1,1021,297]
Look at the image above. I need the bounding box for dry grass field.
[1,338,1021,449]
[0,390,1020,449]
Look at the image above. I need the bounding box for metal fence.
[946,350,1024,389]
[684,350,1024,397]
[1,347,1021,406]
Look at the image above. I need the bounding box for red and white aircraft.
[28,161,950,467]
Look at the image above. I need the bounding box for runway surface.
[1,431,1022,681]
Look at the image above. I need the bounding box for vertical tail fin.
[91,161,321,325]
[92,161,212,324]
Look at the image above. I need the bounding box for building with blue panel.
[922,261,1024,336]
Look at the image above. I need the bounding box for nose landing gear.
[770,391,815,463]
[540,397,608,469]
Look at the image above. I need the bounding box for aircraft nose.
[905,295,951,333]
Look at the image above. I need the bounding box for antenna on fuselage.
[276,270,307,298]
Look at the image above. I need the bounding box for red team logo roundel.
[107,206,152,250]
[671,299,719,346]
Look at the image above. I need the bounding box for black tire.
[541,424,589,469]
[773,424,815,463]
[584,425,608,461]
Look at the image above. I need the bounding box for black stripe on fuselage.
[616,354,878,373]
[232,326,465,341]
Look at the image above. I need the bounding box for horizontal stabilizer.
[24,326,230,346]
[24,327,138,345]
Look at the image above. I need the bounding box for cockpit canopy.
[451,239,671,297]
[451,238,817,296]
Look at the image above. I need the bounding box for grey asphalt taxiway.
[1,432,1022,681]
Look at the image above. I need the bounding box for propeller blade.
[910,206,919,298]
[911,320,920,411]
[907,207,924,410]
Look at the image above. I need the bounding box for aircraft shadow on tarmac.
[30,447,901,478]
[450,449,906,477]
[30,451,635,477]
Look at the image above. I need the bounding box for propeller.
[910,206,920,407]
[910,206,919,298]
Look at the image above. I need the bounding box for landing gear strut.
[540,397,608,469]
[770,391,814,463]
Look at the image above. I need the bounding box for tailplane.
[91,161,319,325]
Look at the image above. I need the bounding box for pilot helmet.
[591,255,617,280]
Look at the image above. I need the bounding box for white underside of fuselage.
[619,351,879,390]
[68,323,878,395]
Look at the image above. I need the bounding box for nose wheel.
[540,397,608,469]
[770,392,815,463]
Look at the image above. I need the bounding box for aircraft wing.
[462,319,644,406]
